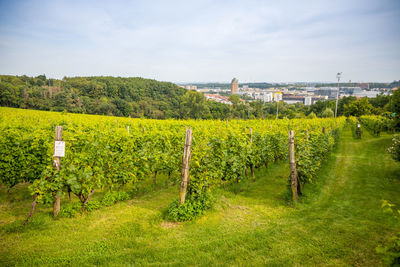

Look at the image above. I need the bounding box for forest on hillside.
[0,75,186,119]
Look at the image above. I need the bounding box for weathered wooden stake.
[53,126,62,217]
[356,123,361,139]
[289,130,299,202]
[179,127,193,205]
[154,170,158,186]
[127,126,130,135]
[322,127,326,134]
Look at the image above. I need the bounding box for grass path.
[0,127,399,266]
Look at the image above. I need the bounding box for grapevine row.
[0,107,346,220]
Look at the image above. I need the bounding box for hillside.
[0,75,187,119]
[0,125,399,265]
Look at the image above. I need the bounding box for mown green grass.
[0,127,399,266]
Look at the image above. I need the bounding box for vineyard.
[0,107,347,220]
[0,107,399,265]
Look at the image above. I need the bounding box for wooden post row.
[289,130,299,202]
[53,126,62,217]
[179,127,193,205]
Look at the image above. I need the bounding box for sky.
[0,0,399,83]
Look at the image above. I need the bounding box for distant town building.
[357,83,370,90]
[304,96,312,106]
[244,91,283,102]
[273,92,283,102]
[313,87,339,99]
[231,78,239,94]
[282,94,328,105]
[205,94,233,105]
[263,93,273,102]
[340,87,362,95]
[185,85,197,90]
[282,95,305,104]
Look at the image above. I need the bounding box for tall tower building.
[231,78,238,94]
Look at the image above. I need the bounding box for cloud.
[0,0,399,82]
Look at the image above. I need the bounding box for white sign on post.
[54,141,65,157]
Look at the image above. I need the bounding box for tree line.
[0,75,399,126]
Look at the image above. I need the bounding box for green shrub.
[388,135,400,161]
[101,191,130,206]
[376,233,400,266]
[307,112,317,119]
[376,200,400,266]
[59,203,81,218]
[84,200,102,211]
[59,191,130,218]
[167,193,214,222]
[321,108,334,118]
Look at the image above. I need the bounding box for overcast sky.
[0,0,399,83]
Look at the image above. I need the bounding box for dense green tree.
[387,89,400,129]
[337,96,357,116]
[35,75,47,86]
[369,93,390,109]
[250,101,264,119]
[344,98,373,117]
[0,82,20,107]
[321,108,334,118]
[308,100,335,117]
[307,112,317,119]
[181,91,210,119]
[112,98,132,117]
[228,94,241,105]
[208,101,230,120]
[229,95,250,119]
[387,89,400,114]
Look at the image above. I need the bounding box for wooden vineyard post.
[179,127,193,205]
[154,170,158,186]
[322,127,326,134]
[23,125,65,224]
[53,126,63,217]
[356,122,361,139]
[127,126,130,135]
[289,130,299,202]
